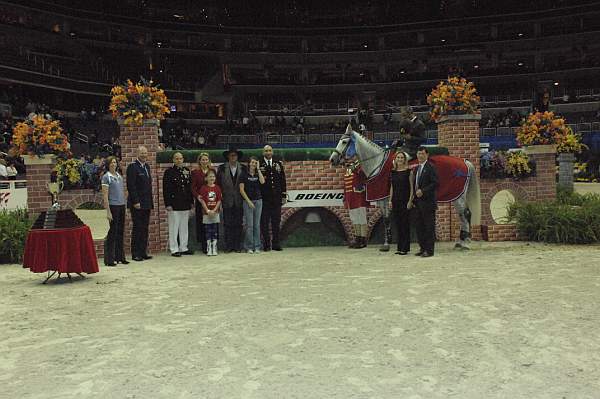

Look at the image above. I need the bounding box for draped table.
[23,225,99,283]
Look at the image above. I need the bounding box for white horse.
[330,125,481,251]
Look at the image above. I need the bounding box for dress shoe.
[132,256,144,262]
[104,262,117,267]
[263,247,271,252]
[118,260,130,265]
[272,246,282,251]
[420,252,433,258]
[142,255,153,260]
[396,251,408,255]
[415,251,425,256]
[171,252,181,257]
[180,250,194,255]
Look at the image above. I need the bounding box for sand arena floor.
[1,242,599,399]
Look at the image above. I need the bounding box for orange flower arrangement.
[516,111,582,153]
[427,76,480,122]
[109,78,170,125]
[12,114,70,157]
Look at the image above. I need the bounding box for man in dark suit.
[217,148,246,253]
[412,146,438,257]
[126,146,154,261]
[260,145,287,251]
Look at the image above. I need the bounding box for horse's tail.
[465,160,481,225]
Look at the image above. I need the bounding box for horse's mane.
[351,130,384,153]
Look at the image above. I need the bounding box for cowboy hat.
[222,148,243,160]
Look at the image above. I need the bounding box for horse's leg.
[378,200,392,252]
[453,194,471,250]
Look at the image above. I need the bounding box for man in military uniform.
[163,152,194,257]
[344,157,368,248]
[260,145,287,251]
[395,106,426,159]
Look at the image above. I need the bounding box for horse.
[330,124,481,251]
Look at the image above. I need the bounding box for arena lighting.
[554,82,560,86]
[441,39,446,42]
[517,62,524,66]
[473,65,479,69]
[156,42,162,48]
[518,33,524,37]
[400,70,405,74]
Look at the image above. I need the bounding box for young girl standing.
[199,169,222,256]
[240,156,265,253]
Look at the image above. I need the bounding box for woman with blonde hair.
[191,152,214,254]
[389,151,413,255]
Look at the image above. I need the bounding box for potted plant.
[109,77,170,126]
[427,76,481,122]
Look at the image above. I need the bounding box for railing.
[208,122,600,146]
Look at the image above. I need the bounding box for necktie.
[416,164,423,189]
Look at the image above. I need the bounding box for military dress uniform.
[259,157,287,251]
[344,161,368,248]
[163,165,194,255]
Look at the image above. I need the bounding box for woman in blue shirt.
[101,156,128,266]
[240,156,265,253]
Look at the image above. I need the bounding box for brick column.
[437,114,482,175]
[23,155,56,216]
[436,114,482,241]
[525,144,557,201]
[118,119,165,254]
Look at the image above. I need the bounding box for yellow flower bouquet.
[505,151,532,178]
[12,114,70,157]
[53,158,83,187]
[109,78,170,125]
[516,111,583,153]
[427,76,480,122]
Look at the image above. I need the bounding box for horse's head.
[330,123,357,166]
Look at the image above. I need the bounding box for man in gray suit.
[217,148,246,252]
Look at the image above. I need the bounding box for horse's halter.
[332,133,352,160]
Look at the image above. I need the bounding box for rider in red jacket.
[343,157,368,248]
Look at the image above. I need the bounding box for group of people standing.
[100,145,287,266]
[345,146,438,258]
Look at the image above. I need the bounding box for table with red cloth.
[23,225,99,281]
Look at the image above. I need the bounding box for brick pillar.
[24,155,56,216]
[437,114,482,175]
[118,119,165,254]
[436,114,482,241]
[525,145,557,201]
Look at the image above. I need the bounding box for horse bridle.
[333,132,387,166]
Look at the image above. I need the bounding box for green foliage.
[507,190,600,244]
[0,209,33,264]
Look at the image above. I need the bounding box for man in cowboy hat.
[217,148,246,252]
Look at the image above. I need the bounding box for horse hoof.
[454,243,463,249]
[461,246,470,251]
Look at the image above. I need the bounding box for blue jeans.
[243,199,263,251]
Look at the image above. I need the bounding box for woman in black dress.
[390,152,413,255]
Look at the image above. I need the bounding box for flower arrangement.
[505,151,532,178]
[481,150,535,179]
[51,158,104,190]
[427,76,480,122]
[53,158,82,186]
[109,77,170,125]
[11,114,70,157]
[516,111,583,153]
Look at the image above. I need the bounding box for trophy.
[46,180,64,210]
[43,180,64,229]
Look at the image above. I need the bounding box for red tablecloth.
[23,226,99,274]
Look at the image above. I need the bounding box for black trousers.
[223,206,243,251]
[414,201,436,254]
[392,206,410,253]
[261,201,281,249]
[130,208,150,258]
[195,200,207,253]
[105,205,125,264]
